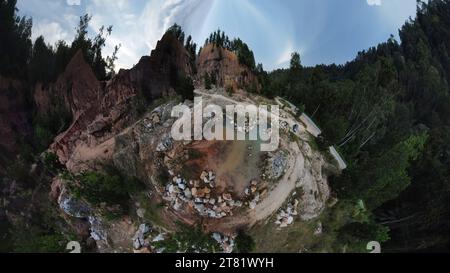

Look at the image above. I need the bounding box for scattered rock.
[152,234,165,242]
[136,208,146,219]
[156,134,173,152]
[58,190,91,218]
[265,150,288,179]
[89,216,107,242]
[314,222,323,235]
[184,188,192,199]
[275,199,299,228]
[212,233,235,253]
[132,223,151,250]
[222,193,232,201]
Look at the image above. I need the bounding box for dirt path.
[195,90,312,139]
[204,141,302,234]
[252,141,302,222]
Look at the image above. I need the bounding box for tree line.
[262,0,450,251]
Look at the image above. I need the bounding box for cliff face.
[34,50,102,117]
[197,44,260,92]
[0,76,32,165]
[3,33,254,167]
[33,32,194,164]
[110,32,194,105]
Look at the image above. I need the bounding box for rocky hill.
[1,31,329,254]
[34,32,195,164]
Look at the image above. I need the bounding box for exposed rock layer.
[35,33,194,163]
[197,44,260,92]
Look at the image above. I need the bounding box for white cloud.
[85,0,209,70]
[140,0,206,51]
[277,41,295,66]
[66,0,81,6]
[367,0,382,6]
[32,20,69,45]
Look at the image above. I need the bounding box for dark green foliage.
[205,29,231,49]
[12,228,66,253]
[185,35,197,60]
[70,166,145,207]
[290,52,302,70]
[42,152,63,173]
[28,36,55,83]
[156,166,170,186]
[166,23,185,44]
[33,98,72,152]
[0,0,32,79]
[235,230,255,253]
[9,187,78,253]
[5,157,32,184]
[337,132,428,210]
[204,73,212,89]
[188,149,203,160]
[1,1,119,82]
[259,0,450,251]
[226,85,233,96]
[69,14,112,80]
[338,222,390,249]
[211,73,217,86]
[205,29,256,70]
[166,24,197,62]
[230,38,256,70]
[175,74,195,101]
[153,223,220,253]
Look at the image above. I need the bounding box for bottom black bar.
[2,253,449,272]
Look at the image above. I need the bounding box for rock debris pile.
[244,180,268,210]
[212,233,235,253]
[164,170,244,218]
[275,198,299,228]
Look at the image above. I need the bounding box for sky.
[17,0,418,71]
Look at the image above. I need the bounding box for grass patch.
[187,148,204,160]
[149,95,182,112]
[249,199,387,253]
[137,193,166,229]
[153,223,220,253]
[67,165,146,220]
[155,166,170,187]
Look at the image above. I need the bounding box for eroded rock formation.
[197,44,260,92]
[35,32,195,164]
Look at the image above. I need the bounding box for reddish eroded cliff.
[42,32,194,165]
[197,44,260,92]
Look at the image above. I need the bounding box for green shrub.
[337,222,390,251]
[13,232,66,253]
[70,166,145,207]
[175,75,194,101]
[153,223,220,253]
[204,73,212,89]
[235,230,255,253]
[42,152,63,173]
